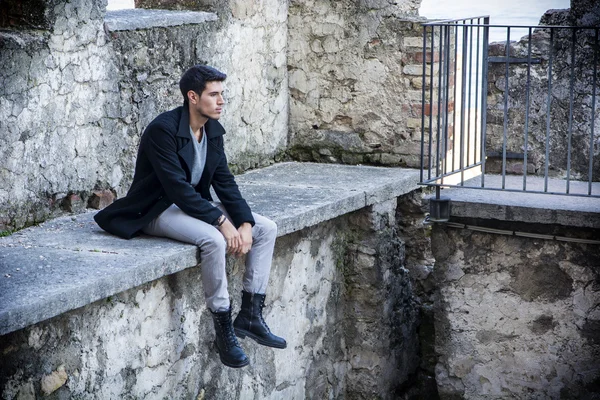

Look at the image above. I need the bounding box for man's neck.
[188,104,208,141]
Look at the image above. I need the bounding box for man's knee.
[199,231,227,255]
[260,217,277,239]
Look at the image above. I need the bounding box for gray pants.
[142,203,277,312]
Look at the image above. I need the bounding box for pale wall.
[0,0,289,231]
[0,200,422,399]
[287,0,425,167]
[432,224,600,399]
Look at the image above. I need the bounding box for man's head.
[179,65,227,104]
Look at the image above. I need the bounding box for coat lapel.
[176,105,227,182]
[176,106,195,177]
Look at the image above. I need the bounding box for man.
[94,65,286,368]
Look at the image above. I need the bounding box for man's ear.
[187,90,198,104]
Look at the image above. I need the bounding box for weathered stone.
[40,364,67,395]
[510,262,573,302]
[485,6,600,180]
[288,1,426,167]
[0,184,424,399]
[15,381,35,400]
[87,190,115,210]
[61,193,86,213]
[432,225,600,398]
[0,0,290,231]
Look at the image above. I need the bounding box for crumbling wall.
[287,0,426,167]
[0,0,123,231]
[132,0,290,173]
[0,199,421,399]
[431,223,600,398]
[485,4,600,179]
[0,0,289,232]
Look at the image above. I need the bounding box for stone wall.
[485,4,600,179]
[132,0,290,173]
[0,0,122,231]
[0,0,288,232]
[287,0,426,167]
[431,222,600,398]
[0,198,422,399]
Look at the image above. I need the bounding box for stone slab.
[434,174,600,228]
[104,9,217,32]
[0,162,420,335]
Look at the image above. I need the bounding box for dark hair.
[179,65,227,103]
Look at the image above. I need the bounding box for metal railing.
[419,17,600,198]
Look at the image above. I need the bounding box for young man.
[94,65,286,368]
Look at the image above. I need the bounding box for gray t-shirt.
[189,126,207,187]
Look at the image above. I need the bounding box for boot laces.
[216,313,241,349]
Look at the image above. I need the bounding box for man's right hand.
[217,219,243,255]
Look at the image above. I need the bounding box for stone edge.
[104,9,218,32]
[0,168,420,335]
[450,201,600,229]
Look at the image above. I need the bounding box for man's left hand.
[237,222,253,256]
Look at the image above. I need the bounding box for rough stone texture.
[431,225,600,399]
[0,0,288,231]
[0,198,422,399]
[104,8,217,31]
[0,0,124,231]
[396,189,440,399]
[442,174,600,228]
[569,0,600,26]
[287,0,426,168]
[485,3,600,181]
[132,0,290,174]
[0,0,64,30]
[0,162,420,336]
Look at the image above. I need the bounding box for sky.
[419,0,571,26]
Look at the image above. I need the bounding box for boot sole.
[214,341,250,368]
[234,328,287,349]
[220,356,250,368]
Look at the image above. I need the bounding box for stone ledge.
[434,174,600,228]
[0,162,420,336]
[104,9,217,32]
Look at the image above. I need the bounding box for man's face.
[190,81,224,120]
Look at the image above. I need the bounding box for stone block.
[61,193,85,213]
[87,190,115,210]
[403,37,423,48]
[432,225,600,398]
[0,163,423,399]
[41,365,68,395]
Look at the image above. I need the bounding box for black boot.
[233,291,287,349]
[211,307,250,368]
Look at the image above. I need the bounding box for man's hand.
[218,220,253,256]
[238,222,253,255]
[217,219,243,255]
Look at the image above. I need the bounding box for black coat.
[94,105,255,239]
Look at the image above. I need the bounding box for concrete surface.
[433,174,600,228]
[104,9,217,31]
[0,162,420,336]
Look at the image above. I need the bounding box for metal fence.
[419,17,600,198]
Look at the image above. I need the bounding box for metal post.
[460,21,468,185]
[589,28,598,195]
[428,26,436,179]
[544,28,555,193]
[523,27,532,191]
[566,28,576,194]
[480,17,490,188]
[420,25,428,183]
[502,27,510,189]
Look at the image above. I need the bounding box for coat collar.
[177,103,226,140]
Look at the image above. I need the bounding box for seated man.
[94,65,286,368]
